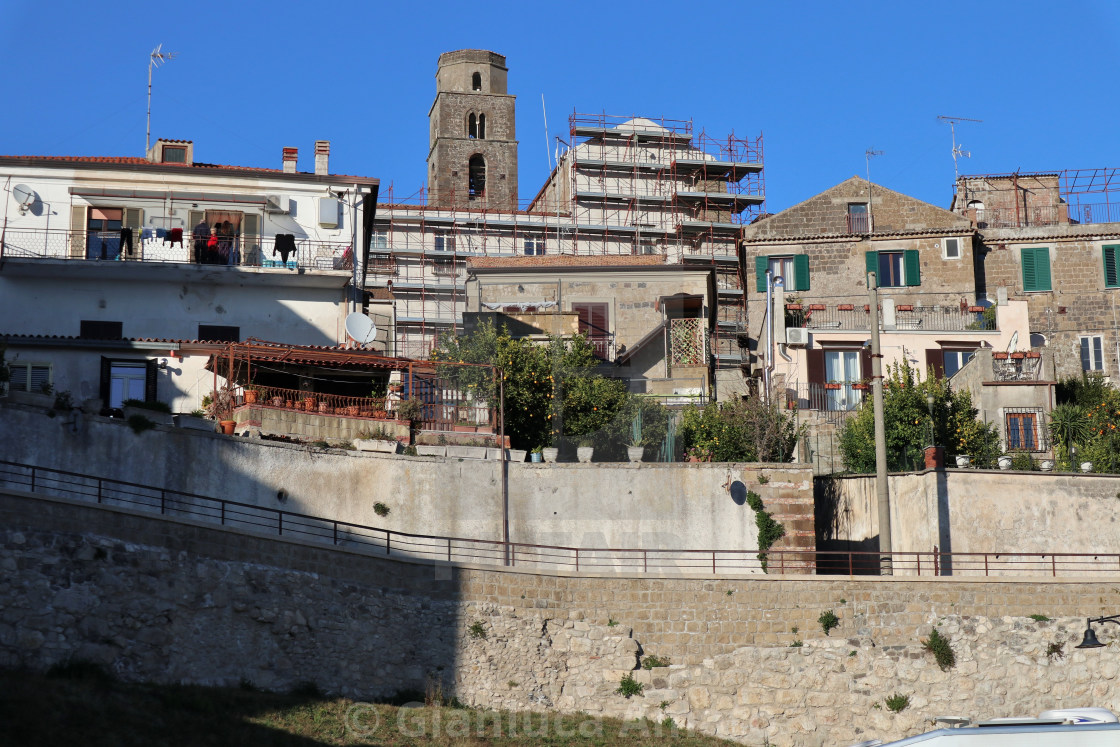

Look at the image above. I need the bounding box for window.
[824,349,863,412]
[162,146,186,163]
[524,239,545,256]
[8,362,51,393]
[468,154,486,199]
[468,113,477,139]
[1080,335,1104,372]
[754,254,810,292]
[472,72,482,91]
[1006,409,1045,452]
[478,113,485,140]
[432,257,458,276]
[80,320,123,340]
[109,362,147,407]
[865,250,920,288]
[433,232,455,252]
[197,325,240,342]
[847,203,869,233]
[86,206,123,260]
[1020,247,1052,292]
[372,230,388,251]
[572,302,610,360]
[943,238,961,260]
[943,349,975,378]
[1103,244,1120,288]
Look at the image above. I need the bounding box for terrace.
[784,302,997,332]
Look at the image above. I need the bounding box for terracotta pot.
[838,304,854,311]
[244,390,258,404]
[823,383,842,390]
[319,402,330,413]
[1010,352,1026,360]
[453,424,477,433]
[897,305,914,312]
[967,306,985,313]
[809,304,826,311]
[219,420,236,435]
[993,353,1009,360]
[785,304,803,311]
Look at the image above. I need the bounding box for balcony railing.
[788,382,866,423]
[977,202,1120,229]
[0,228,352,272]
[992,352,1043,381]
[785,303,995,332]
[846,213,869,233]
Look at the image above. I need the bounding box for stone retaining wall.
[2,489,1119,746]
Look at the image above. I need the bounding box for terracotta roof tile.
[0,154,372,181]
[469,254,666,269]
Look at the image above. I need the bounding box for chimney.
[314,140,330,176]
[282,147,298,173]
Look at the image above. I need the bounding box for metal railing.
[786,304,995,332]
[4,459,1120,577]
[993,354,1043,381]
[846,213,869,233]
[788,382,866,423]
[0,228,351,272]
[977,202,1120,228]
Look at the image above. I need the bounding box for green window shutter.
[904,249,921,286]
[755,255,768,293]
[1022,247,1038,291]
[1035,247,1051,291]
[794,254,810,291]
[1105,245,1119,288]
[1023,247,1052,292]
[864,251,878,286]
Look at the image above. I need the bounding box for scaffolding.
[955,168,1120,228]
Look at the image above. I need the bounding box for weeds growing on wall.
[746,491,785,572]
[467,622,487,640]
[615,673,643,698]
[642,655,670,670]
[818,610,840,636]
[885,694,910,713]
[922,628,956,671]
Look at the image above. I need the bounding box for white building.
[0,139,378,413]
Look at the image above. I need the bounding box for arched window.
[478,113,486,140]
[468,154,486,200]
[472,72,482,91]
[468,113,477,139]
[967,199,986,226]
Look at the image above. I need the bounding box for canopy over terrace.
[202,338,498,432]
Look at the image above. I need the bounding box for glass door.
[824,350,861,411]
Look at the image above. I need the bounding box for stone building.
[950,171,1120,380]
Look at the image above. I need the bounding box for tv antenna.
[146,44,178,153]
[866,148,883,233]
[937,115,982,182]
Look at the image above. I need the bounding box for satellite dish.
[12,184,35,211]
[344,312,377,346]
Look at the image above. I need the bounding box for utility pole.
[146,44,177,153]
[868,270,892,575]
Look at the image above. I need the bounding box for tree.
[679,396,801,463]
[838,361,1000,472]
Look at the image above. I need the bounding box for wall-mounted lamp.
[158,358,169,370]
[1076,614,1120,649]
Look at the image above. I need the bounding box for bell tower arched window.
[478,113,486,140]
[471,72,482,91]
[468,113,477,139]
[468,154,486,200]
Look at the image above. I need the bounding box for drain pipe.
[764,269,773,400]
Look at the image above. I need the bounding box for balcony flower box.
[453,423,478,433]
[896,304,914,312]
[785,304,803,311]
[852,383,870,391]
[1010,352,1026,360]
[809,304,827,311]
[993,352,1009,360]
[1025,351,1041,358]
[967,306,985,313]
[838,304,854,311]
[823,383,843,390]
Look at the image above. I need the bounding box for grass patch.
[468,621,487,640]
[615,673,643,698]
[373,502,391,517]
[1046,641,1064,661]
[818,610,839,636]
[0,668,735,745]
[885,694,910,712]
[922,628,956,671]
[642,655,671,669]
[1028,614,1051,622]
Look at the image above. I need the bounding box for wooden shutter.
[1021,247,1037,291]
[123,208,143,229]
[1022,247,1051,291]
[904,249,921,286]
[806,347,825,387]
[754,255,768,293]
[794,254,810,291]
[860,347,872,383]
[99,357,111,405]
[70,205,87,258]
[926,349,945,378]
[864,251,878,286]
[145,360,158,403]
[1104,245,1119,288]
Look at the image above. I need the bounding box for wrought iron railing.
[993,353,1043,381]
[4,459,1120,577]
[788,382,866,423]
[785,304,995,332]
[977,202,1120,228]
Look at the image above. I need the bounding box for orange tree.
[1053,374,1120,472]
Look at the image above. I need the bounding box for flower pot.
[319,402,330,413]
[838,304,854,311]
[1080,461,1094,473]
[507,449,527,463]
[809,304,826,311]
[1040,459,1054,472]
[967,306,985,313]
[993,353,1009,360]
[896,304,914,312]
[627,445,645,463]
[530,452,543,463]
[997,455,1012,470]
[955,454,971,468]
[1010,352,1026,360]
[219,420,236,435]
[542,447,559,463]
[244,390,258,404]
[1025,352,1041,358]
[453,424,477,433]
[785,304,803,311]
[576,446,594,463]
[823,383,842,390]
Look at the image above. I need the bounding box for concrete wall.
[0,403,813,559]
[818,469,1120,563]
[3,489,1119,747]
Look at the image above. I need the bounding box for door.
[87,207,122,260]
[109,362,147,408]
[824,349,861,411]
[572,302,610,360]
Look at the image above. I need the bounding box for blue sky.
[2,0,1118,213]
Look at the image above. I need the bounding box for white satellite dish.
[12,184,36,212]
[344,312,377,347]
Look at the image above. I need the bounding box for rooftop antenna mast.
[147,44,177,154]
[937,115,982,182]
[865,148,883,232]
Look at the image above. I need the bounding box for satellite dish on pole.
[344,312,377,347]
[12,184,36,212]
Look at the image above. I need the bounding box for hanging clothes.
[141,228,154,241]
[273,234,296,264]
[168,227,184,247]
[119,227,134,257]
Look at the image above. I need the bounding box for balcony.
[0,228,352,272]
[784,303,996,332]
[788,382,866,423]
[977,202,1120,228]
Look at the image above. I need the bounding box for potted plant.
[542,445,559,463]
[823,382,843,390]
[626,413,645,463]
[453,420,477,433]
[576,438,594,463]
[244,383,265,405]
[1039,459,1055,472]
[205,385,236,434]
[1080,461,1094,473]
[997,454,1013,470]
[530,446,543,463]
[993,352,1009,360]
[687,445,712,463]
[955,454,971,468]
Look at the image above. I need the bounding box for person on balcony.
[192,218,210,263]
[206,228,220,264]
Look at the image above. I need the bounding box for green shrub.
[1009,452,1037,471]
[642,655,670,669]
[127,414,155,434]
[373,502,390,517]
[467,622,486,640]
[746,491,785,572]
[818,610,840,636]
[885,694,910,713]
[1028,614,1050,622]
[922,628,956,671]
[122,398,172,414]
[615,673,643,698]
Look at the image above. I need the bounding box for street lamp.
[1076,615,1120,649]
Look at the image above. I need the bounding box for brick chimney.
[282,147,298,174]
[314,140,330,176]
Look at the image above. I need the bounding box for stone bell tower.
[427,49,518,211]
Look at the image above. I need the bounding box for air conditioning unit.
[785,327,809,346]
[265,195,289,214]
